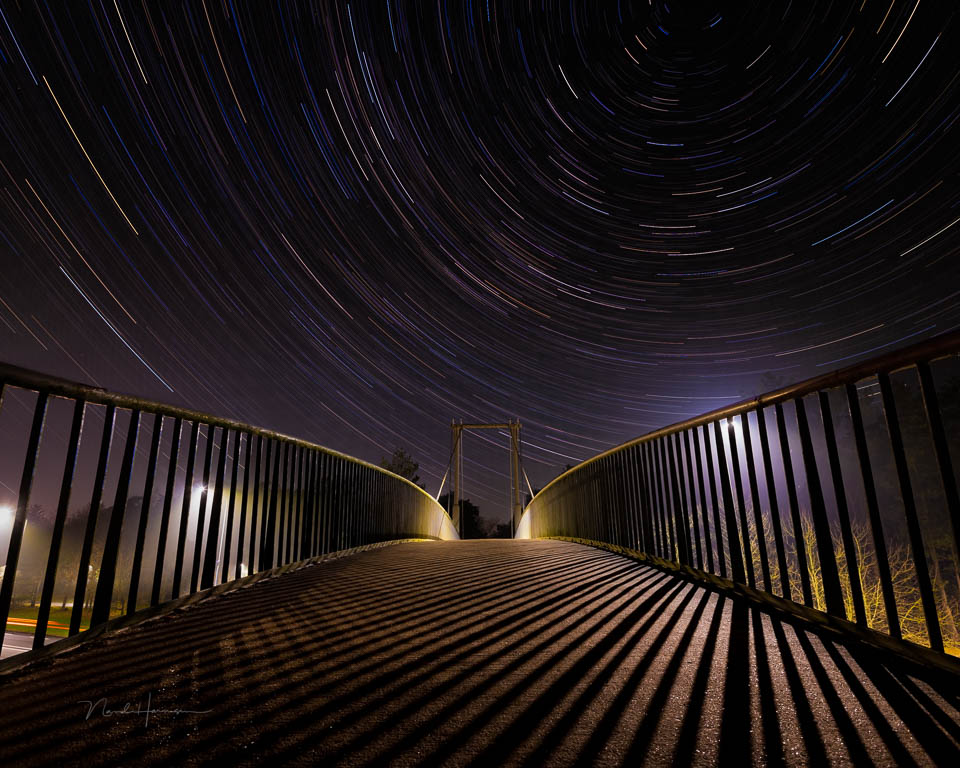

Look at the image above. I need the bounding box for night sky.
[1,2,958,523]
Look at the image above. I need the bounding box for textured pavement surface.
[0,539,958,767]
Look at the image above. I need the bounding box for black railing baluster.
[620,451,636,550]
[367,465,376,545]
[878,372,943,652]
[580,468,590,542]
[337,456,345,548]
[172,420,200,599]
[233,432,253,579]
[222,430,242,584]
[279,442,292,564]
[353,462,362,547]
[574,477,584,543]
[606,456,619,546]
[916,361,960,577]
[282,445,293,561]
[615,454,627,548]
[630,447,644,550]
[703,425,727,579]
[71,403,115,635]
[293,445,305,560]
[335,457,345,550]
[358,465,367,545]
[280,445,293,563]
[602,458,614,544]
[0,390,48,652]
[581,473,590,543]
[776,403,813,606]
[741,412,770,592]
[366,467,375,544]
[641,442,661,558]
[666,434,691,566]
[201,426,230,590]
[152,417,182,606]
[259,439,276,570]
[309,454,318,550]
[35,398,85,649]
[655,440,674,559]
[92,409,141,627]
[844,383,899,637]
[795,397,846,618]
[692,426,715,574]
[630,445,647,552]
[682,431,704,570]
[354,461,363,544]
[128,414,162,615]
[756,407,789,598]
[300,449,312,557]
[328,453,337,553]
[601,457,613,545]
[643,443,658,557]
[309,450,320,555]
[727,418,755,589]
[263,441,281,570]
[604,458,613,544]
[191,425,216,593]
[250,435,264,573]
[342,457,348,550]
[296,446,307,559]
[713,420,746,584]
[819,390,867,625]
[319,452,330,554]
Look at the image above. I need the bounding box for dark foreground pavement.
[0,539,958,767]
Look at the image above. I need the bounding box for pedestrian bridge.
[1,331,959,764]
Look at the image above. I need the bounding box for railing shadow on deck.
[0,361,457,661]
[518,329,960,672]
[0,540,955,765]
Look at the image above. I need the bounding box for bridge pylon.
[448,420,525,537]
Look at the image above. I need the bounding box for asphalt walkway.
[0,539,958,766]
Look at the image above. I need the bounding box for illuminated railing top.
[524,328,960,506]
[0,362,438,491]
[518,328,960,663]
[0,361,456,660]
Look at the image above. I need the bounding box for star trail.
[1,1,958,522]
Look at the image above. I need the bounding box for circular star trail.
[1,2,958,521]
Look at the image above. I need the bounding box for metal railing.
[0,363,457,658]
[518,330,960,658]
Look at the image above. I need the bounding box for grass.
[5,606,88,638]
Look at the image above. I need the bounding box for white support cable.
[522,466,535,499]
[435,466,448,501]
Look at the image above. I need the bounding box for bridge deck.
[0,539,958,766]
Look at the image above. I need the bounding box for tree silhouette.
[437,493,487,539]
[380,448,423,488]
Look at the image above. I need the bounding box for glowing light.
[0,505,14,524]
[726,418,745,444]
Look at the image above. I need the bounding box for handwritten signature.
[79,692,211,727]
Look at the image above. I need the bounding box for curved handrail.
[0,361,457,659]
[524,328,960,505]
[518,328,960,661]
[0,361,439,505]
